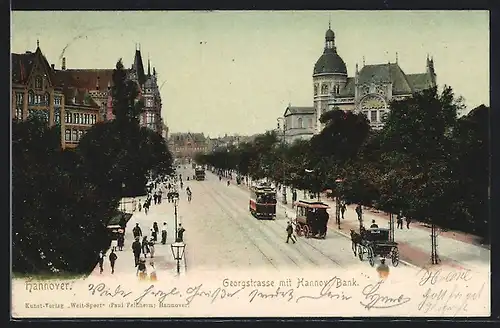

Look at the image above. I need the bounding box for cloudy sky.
[11,11,489,137]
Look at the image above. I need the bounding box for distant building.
[312,24,437,131]
[280,106,315,144]
[168,132,209,160]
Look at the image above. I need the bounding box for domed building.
[312,25,437,132]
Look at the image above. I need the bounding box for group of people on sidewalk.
[97,248,119,274]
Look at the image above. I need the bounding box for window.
[15,107,23,120]
[308,118,313,128]
[35,76,42,89]
[73,113,78,124]
[65,129,71,141]
[370,110,377,122]
[65,111,72,123]
[91,115,96,124]
[314,85,318,96]
[28,91,34,105]
[146,112,155,124]
[35,94,42,105]
[54,108,61,125]
[54,96,62,107]
[84,114,89,125]
[16,93,23,105]
[298,118,303,129]
[72,130,78,141]
[44,93,50,106]
[321,84,328,94]
[78,130,84,140]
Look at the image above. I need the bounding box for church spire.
[36,39,39,48]
[147,54,151,76]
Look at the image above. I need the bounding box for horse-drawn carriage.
[350,227,399,267]
[294,201,330,239]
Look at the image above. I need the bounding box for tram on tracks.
[249,184,277,219]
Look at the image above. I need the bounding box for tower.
[312,23,348,133]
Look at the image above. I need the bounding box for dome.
[313,48,347,75]
[325,28,335,40]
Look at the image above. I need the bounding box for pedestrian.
[161,222,167,244]
[355,204,363,222]
[150,228,157,242]
[153,193,158,205]
[406,216,411,229]
[340,202,346,219]
[292,190,297,208]
[109,248,117,274]
[177,224,186,242]
[133,223,142,239]
[144,201,149,215]
[117,233,124,251]
[286,221,296,244]
[137,257,147,280]
[132,237,142,267]
[396,212,403,229]
[142,236,150,257]
[370,220,379,228]
[153,221,159,237]
[98,250,105,274]
[149,238,155,258]
[158,190,163,204]
[138,202,142,212]
[149,262,157,281]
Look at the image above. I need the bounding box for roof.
[357,63,433,95]
[12,48,56,86]
[12,52,36,84]
[338,77,355,97]
[284,106,315,116]
[55,69,114,92]
[132,50,146,85]
[295,201,330,209]
[313,47,347,75]
[170,132,206,142]
[62,87,99,108]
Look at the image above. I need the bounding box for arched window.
[44,92,50,106]
[314,85,318,96]
[321,84,328,94]
[298,118,303,129]
[28,90,34,105]
[35,76,42,89]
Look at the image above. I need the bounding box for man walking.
[161,222,167,244]
[133,223,142,239]
[355,204,363,222]
[396,212,403,229]
[109,248,117,274]
[177,224,186,242]
[340,202,346,219]
[132,237,142,267]
[98,251,105,274]
[286,221,296,244]
[406,216,411,229]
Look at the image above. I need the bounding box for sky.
[11,11,489,137]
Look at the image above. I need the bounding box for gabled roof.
[284,106,315,117]
[12,52,36,84]
[55,69,114,92]
[406,73,433,93]
[62,86,100,108]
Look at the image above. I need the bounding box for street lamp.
[121,183,126,212]
[277,117,287,205]
[172,192,179,240]
[335,178,343,230]
[170,241,186,275]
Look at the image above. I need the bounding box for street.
[92,167,414,278]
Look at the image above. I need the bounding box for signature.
[88,283,132,298]
[296,277,352,303]
[185,284,244,305]
[360,280,411,310]
[417,268,472,287]
[248,287,294,303]
[134,284,181,304]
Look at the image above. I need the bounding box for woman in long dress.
[137,257,148,280]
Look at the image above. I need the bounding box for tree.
[112,59,143,124]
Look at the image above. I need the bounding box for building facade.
[281,106,315,144]
[312,25,437,131]
[168,132,209,160]
[12,44,65,133]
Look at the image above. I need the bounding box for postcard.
[11,10,490,318]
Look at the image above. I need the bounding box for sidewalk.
[233,176,489,270]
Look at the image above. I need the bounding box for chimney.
[62,57,66,70]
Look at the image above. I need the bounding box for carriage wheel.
[368,246,375,267]
[392,247,400,267]
[296,225,303,237]
[358,245,364,261]
[303,225,311,238]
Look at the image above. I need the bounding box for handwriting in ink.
[185,284,244,305]
[134,284,181,304]
[88,283,132,298]
[418,268,472,287]
[248,287,294,303]
[360,280,411,310]
[296,277,352,303]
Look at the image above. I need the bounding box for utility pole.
[277,117,287,205]
[431,222,440,264]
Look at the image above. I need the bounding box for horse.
[350,229,363,256]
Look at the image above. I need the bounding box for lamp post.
[121,183,126,212]
[170,241,186,275]
[335,178,343,230]
[276,117,287,205]
[172,191,179,240]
